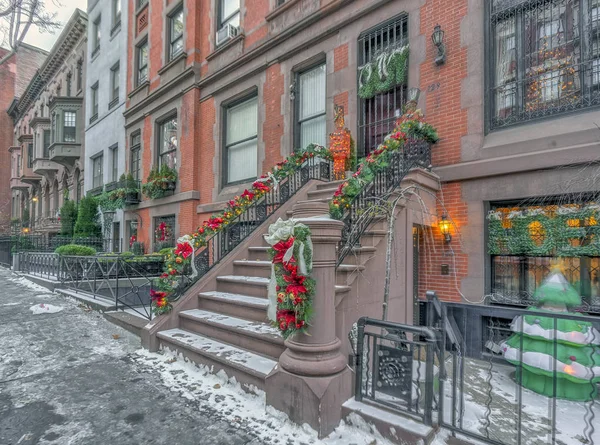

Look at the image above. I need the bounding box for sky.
[23,0,84,51]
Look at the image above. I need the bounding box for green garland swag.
[268,223,314,339]
[150,144,333,316]
[358,46,409,99]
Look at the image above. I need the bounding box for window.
[136,40,149,86]
[91,83,99,121]
[112,0,121,28]
[168,6,184,61]
[225,96,258,184]
[51,113,57,143]
[130,132,141,180]
[27,143,33,168]
[66,73,72,97]
[296,63,327,149]
[154,215,176,250]
[357,16,408,157]
[92,16,101,55]
[43,130,50,158]
[489,199,600,313]
[110,63,120,107]
[110,145,119,182]
[64,112,76,142]
[489,0,600,130]
[92,154,104,189]
[219,0,240,29]
[17,155,21,176]
[158,117,177,169]
[77,60,83,91]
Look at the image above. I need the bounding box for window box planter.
[142,165,178,200]
[105,182,118,192]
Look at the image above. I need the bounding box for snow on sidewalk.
[134,349,397,445]
[30,303,64,314]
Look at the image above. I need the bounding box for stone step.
[198,291,269,323]
[306,186,339,201]
[233,259,272,278]
[336,264,366,286]
[216,275,270,298]
[179,309,284,359]
[247,246,270,261]
[316,179,345,191]
[342,399,436,445]
[157,328,277,392]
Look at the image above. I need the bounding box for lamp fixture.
[22,227,30,234]
[439,214,452,243]
[432,24,446,65]
[407,87,421,107]
[32,196,38,203]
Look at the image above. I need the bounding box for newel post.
[265,201,351,438]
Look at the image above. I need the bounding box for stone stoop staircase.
[155,180,393,393]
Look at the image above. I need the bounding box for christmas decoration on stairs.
[502,268,600,401]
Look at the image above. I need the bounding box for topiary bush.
[60,200,78,236]
[73,196,102,238]
[55,244,97,256]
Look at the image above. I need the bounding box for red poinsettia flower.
[252,181,270,193]
[156,298,169,308]
[207,216,224,230]
[174,242,193,259]
[160,273,169,279]
[283,265,307,296]
[150,289,167,302]
[272,237,294,264]
[241,189,255,201]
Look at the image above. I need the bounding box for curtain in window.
[495,19,517,117]
[299,64,326,149]
[227,97,257,183]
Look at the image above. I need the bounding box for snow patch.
[219,275,270,284]
[10,276,53,293]
[30,303,64,315]
[181,309,281,337]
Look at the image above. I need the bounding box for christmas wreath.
[264,218,314,339]
[150,144,332,316]
[358,46,409,99]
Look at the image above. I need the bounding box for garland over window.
[358,45,409,99]
[488,204,600,257]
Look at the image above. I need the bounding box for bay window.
[489,0,600,130]
[296,64,327,149]
[224,96,258,184]
[158,117,177,169]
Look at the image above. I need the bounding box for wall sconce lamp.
[22,227,30,234]
[432,24,446,65]
[32,196,38,203]
[130,213,142,230]
[439,214,452,243]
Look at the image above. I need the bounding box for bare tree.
[0,0,61,60]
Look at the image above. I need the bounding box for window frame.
[136,39,149,87]
[42,130,51,158]
[92,15,101,55]
[294,61,327,150]
[218,0,241,30]
[110,62,120,107]
[63,111,77,143]
[157,115,178,169]
[27,142,33,169]
[222,93,259,186]
[168,5,184,61]
[112,0,121,29]
[92,153,104,189]
[110,144,119,183]
[130,132,142,181]
[90,82,99,121]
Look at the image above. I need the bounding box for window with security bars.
[489,0,600,130]
[357,15,408,158]
[489,199,600,313]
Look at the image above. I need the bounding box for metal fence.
[5,235,119,254]
[19,252,62,280]
[59,255,165,320]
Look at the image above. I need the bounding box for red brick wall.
[333,43,349,72]
[262,63,285,173]
[0,52,17,231]
[415,0,470,302]
[179,88,200,193]
[149,1,165,92]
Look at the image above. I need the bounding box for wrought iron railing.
[424,291,600,445]
[171,156,332,300]
[354,317,438,426]
[20,252,61,280]
[337,138,431,264]
[59,255,165,319]
[8,235,117,253]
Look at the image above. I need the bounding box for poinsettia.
[241,189,255,201]
[272,237,295,264]
[174,242,193,259]
[283,265,307,296]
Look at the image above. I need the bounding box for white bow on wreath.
[264,218,313,321]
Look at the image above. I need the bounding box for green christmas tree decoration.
[502,268,600,401]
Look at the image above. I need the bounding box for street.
[0,268,392,445]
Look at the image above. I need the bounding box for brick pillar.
[265,201,351,438]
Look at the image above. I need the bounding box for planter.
[125,191,140,205]
[105,182,118,192]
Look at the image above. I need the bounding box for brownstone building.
[0,44,48,233]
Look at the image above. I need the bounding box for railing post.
[424,335,435,426]
[115,257,120,309]
[355,317,366,402]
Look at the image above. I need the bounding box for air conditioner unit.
[216,24,239,46]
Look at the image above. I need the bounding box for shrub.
[74,196,102,238]
[131,241,145,256]
[60,200,78,236]
[55,244,97,256]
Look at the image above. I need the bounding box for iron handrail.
[171,156,333,300]
[337,138,431,264]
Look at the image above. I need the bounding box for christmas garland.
[329,110,439,220]
[358,46,409,99]
[487,205,600,257]
[150,144,333,316]
[265,219,314,339]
